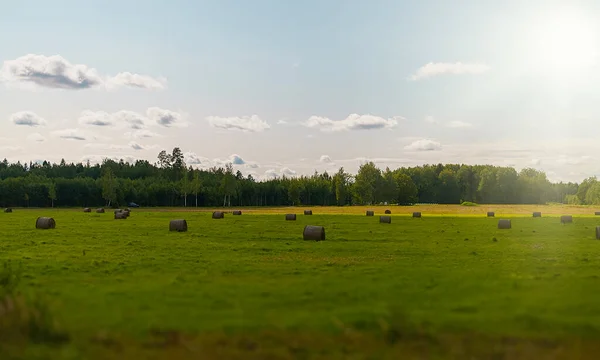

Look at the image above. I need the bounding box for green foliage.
[460,201,478,206]
[0,152,582,207]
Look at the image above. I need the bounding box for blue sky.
[2,0,600,181]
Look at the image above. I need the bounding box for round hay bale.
[114,212,127,220]
[413,212,422,218]
[96,208,105,213]
[384,209,391,214]
[4,208,12,213]
[114,209,123,214]
[595,212,600,216]
[498,219,511,229]
[366,210,374,216]
[124,208,131,212]
[212,211,224,219]
[533,212,542,218]
[380,215,391,224]
[304,210,313,215]
[36,217,55,229]
[487,212,495,217]
[561,215,573,224]
[83,208,91,213]
[303,225,325,241]
[285,214,296,221]
[596,226,600,240]
[169,219,188,232]
[122,210,130,217]
[232,210,242,215]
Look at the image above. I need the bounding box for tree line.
[0,147,588,208]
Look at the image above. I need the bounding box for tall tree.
[48,181,57,208]
[190,169,202,207]
[101,167,117,207]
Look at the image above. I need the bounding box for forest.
[0,147,593,208]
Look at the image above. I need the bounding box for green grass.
[2,208,600,359]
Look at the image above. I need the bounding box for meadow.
[2,205,600,359]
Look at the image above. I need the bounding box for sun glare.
[526,7,599,73]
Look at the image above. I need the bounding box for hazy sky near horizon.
[2,0,600,182]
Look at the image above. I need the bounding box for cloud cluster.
[404,139,442,151]
[0,54,165,90]
[183,152,250,168]
[10,111,47,127]
[409,62,490,81]
[79,107,186,129]
[305,114,401,132]
[206,115,270,132]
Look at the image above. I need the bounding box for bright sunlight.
[526,6,599,74]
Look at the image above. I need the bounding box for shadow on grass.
[0,261,70,348]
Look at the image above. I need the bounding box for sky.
[2,0,600,182]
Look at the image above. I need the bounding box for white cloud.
[245,163,259,169]
[26,133,46,142]
[81,154,137,165]
[78,110,114,127]
[305,114,401,132]
[424,115,438,124]
[114,110,149,129]
[557,155,591,165]
[80,108,183,129]
[263,167,297,180]
[229,154,245,165]
[1,54,102,89]
[184,152,207,165]
[277,119,288,125]
[447,120,473,128]
[10,111,47,126]
[206,115,270,132]
[124,129,162,139]
[531,158,542,165]
[409,62,490,81]
[51,128,89,141]
[404,139,442,151]
[320,155,333,163]
[147,107,186,127]
[105,72,166,90]
[0,54,166,91]
[0,146,22,151]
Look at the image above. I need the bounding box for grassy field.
[2,205,600,359]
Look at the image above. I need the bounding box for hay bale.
[124,208,131,212]
[285,214,296,221]
[304,210,313,215]
[303,225,325,241]
[498,219,511,229]
[233,210,242,215]
[4,208,12,213]
[212,211,224,219]
[487,212,495,217]
[114,212,127,220]
[384,209,391,214]
[122,210,130,217]
[413,212,422,218]
[114,209,123,214]
[83,208,91,213]
[96,208,105,213]
[561,215,573,224]
[169,219,188,232]
[366,210,374,216]
[596,227,600,240]
[380,215,391,224]
[595,212,600,216]
[36,217,55,229]
[533,212,542,218]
